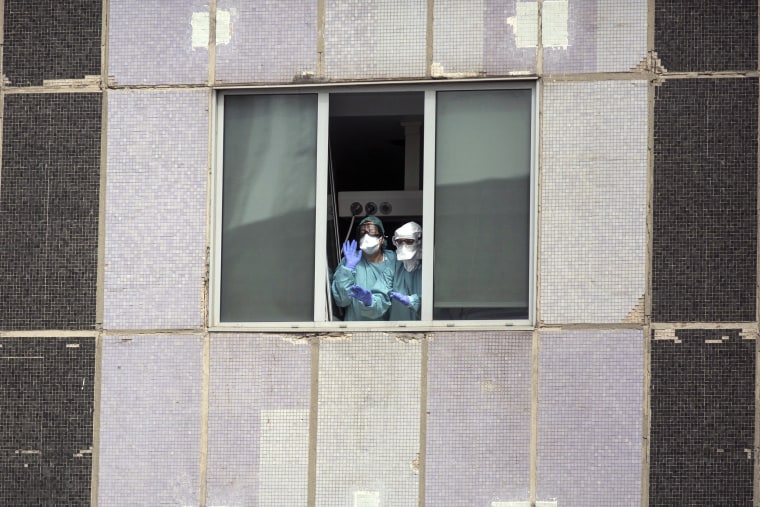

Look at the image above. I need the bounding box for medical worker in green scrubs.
[331,216,396,321]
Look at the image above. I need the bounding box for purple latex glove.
[342,239,362,270]
[390,291,411,306]
[348,285,372,306]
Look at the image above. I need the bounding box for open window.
[212,82,536,328]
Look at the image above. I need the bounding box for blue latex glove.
[348,285,372,306]
[390,291,411,306]
[342,239,362,270]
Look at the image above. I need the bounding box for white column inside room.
[421,89,437,322]
[314,92,330,322]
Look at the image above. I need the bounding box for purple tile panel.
[324,0,427,80]
[207,334,312,506]
[434,0,537,76]
[537,329,643,507]
[316,332,421,507]
[426,331,532,506]
[97,334,204,507]
[544,0,647,73]
[215,0,317,84]
[108,0,208,85]
[104,89,208,330]
[485,0,537,74]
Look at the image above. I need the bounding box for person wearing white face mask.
[389,221,422,320]
[331,216,396,321]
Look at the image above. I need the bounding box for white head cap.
[393,221,422,242]
[393,221,422,271]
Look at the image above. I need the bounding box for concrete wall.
[0,1,757,506]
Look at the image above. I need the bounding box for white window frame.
[210,79,538,331]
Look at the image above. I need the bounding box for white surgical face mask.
[359,234,381,255]
[395,243,417,261]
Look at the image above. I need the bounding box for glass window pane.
[220,94,318,321]
[434,89,532,320]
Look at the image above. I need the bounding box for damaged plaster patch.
[191,10,232,49]
[385,332,426,344]
[257,332,349,344]
[507,0,568,49]
[507,2,537,48]
[542,0,569,47]
[631,50,668,73]
[354,491,380,507]
[623,296,645,323]
[653,329,679,343]
[430,62,480,79]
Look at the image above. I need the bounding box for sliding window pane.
[434,89,531,320]
[220,94,318,321]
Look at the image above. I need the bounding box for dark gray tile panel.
[0,93,102,330]
[649,329,754,506]
[0,337,95,506]
[655,0,757,72]
[3,0,102,86]
[652,78,757,322]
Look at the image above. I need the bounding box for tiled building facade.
[0,1,756,506]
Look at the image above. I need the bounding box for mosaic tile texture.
[433,0,536,76]
[3,0,101,86]
[316,333,420,507]
[324,0,427,80]
[537,330,643,507]
[543,0,647,73]
[108,0,208,85]
[426,332,532,506]
[655,0,758,72]
[215,0,317,84]
[207,334,311,506]
[0,337,95,506]
[650,329,755,506]
[652,78,757,322]
[540,81,647,324]
[98,335,203,507]
[104,90,208,330]
[0,93,102,330]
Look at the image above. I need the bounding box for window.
[212,81,536,328]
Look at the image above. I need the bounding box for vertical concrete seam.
[640,0,657,487]
[90,333,104,507]
[535,79,544,326]
[646,0,655,56]
[536,0,543,76]
[425,0,434,79]
[204,87,214,327]
[208,0,216,86]
[641,325,652,507]
[91,88,108,507]
[417,335,429,507]
[202,3,216,497]
[91,0,109,501]
[101,0,109,87]
[199,332,211,506]
[202,0,216,497]
[530,328,540,504]
[642,6,656,503]
[307,338,320,507]
[644,0,655,325]
[317,0,325,79]
[95,72,109,328]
